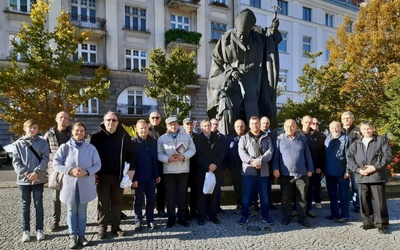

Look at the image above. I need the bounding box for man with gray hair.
[43,111,72,231]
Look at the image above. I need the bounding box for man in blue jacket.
[132,120,160,231]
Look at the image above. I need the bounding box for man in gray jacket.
[238,116,274,225]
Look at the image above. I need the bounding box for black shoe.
[49,222,59,232]
[158,210,168,217]
[178,220,189,227]
[281,217,291,225]
[269,205,278,210]
[68,236,78,249]
[299,219,311,228]
[97,227,107,240]
[353,208,361,213]
[120,212,128,220]
[306,210,316,218]
[210,218,221,224]
[111,228,125,237]
[360,224,375,230]
[217,207,225,214]
[378,227,387,234]
[197,219,205,226]
[78,235,89,246]
[190,212,198,219]
[166,221,175,228]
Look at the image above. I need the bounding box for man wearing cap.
[157,117,196,228]
[183,117,198,219]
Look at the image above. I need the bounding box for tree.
[0,0,110,135]
[326,0,400,124]
[144,47,197,119]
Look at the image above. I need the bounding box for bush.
[165,29,202,45]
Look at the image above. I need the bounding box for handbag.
[48,170,63,190]
[202,171,216,194]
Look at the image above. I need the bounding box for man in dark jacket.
[43,111,72,231]
[347,121,392,234]
[193,119,225,226]
[132,120,160,231]
[90,111,135,239]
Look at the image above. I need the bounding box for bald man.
[273,119,314,227]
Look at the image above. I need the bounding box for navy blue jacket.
[132,135,159,183]
[225,134,242,171]
[324,133,350,176]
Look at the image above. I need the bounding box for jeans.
[19,184,44,231]
[241,175,270,219]
[326,175,350,219]
[67,187,88,237]
[52,188,61,224]
[134,179,157,223]
[230,167,242,206]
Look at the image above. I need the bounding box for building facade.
[0,0,361,144]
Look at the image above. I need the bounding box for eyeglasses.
[151,117,160,120]
[105,119,118,122]
[312,123,319,125]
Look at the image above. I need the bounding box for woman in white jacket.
[54,122,101,249]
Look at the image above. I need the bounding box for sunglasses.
[105,118,118,122]
[151,117,160,120]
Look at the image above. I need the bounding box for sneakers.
[97,227,107,239]
[36,230,45,241]
[78,235,89,246]
[21,231,30,242]
[315,203,322,209]
[69,236,78,249]
[262,217,274,225]
[234,205,241,215]
[249,207,257,217]
[238,217,248,225]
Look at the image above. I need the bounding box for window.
[303,7,312,22]
[278,69,288,92]
[302,36,311,54]
[346,20,354,33]
[278,32,287,53]
[325,13,334,27]
[127,90,143,115]
[278,1,288,15]
[9,0,36,13]
[250,0,261,8]
[171,15,190,31]
[125,49,147,71]
[74,43,97,63]
[124,6,146,31]
[325,49,330,61]
[71,0,96,24]
[211,0,226,4]
[211,22,227,41]
[76,90,98,114]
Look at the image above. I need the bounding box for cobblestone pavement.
[1,184,400,250]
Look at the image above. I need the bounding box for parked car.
[2,143,14,164]
[0,144,8,165]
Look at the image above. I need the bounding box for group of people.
[12,110,393,249]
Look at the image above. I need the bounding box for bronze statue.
[207,8,282,135]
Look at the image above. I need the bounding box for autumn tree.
[144,47,197,119]
[0,0,110,135]
[327,0,400,125]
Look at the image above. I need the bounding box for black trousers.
[196,173,218,221]
[164,173,189,222]
[97,174,124,231]
[280,175,309,221]
[156,163,166,212]
[359,183,389,228]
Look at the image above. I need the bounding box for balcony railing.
[69,14,106,30]
[116,104,158,116]
[122,25,149,33]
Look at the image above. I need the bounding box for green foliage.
[383,71,400,143]
[165,29,202,45]
[0,0,110,135]
[144,47,197,120]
